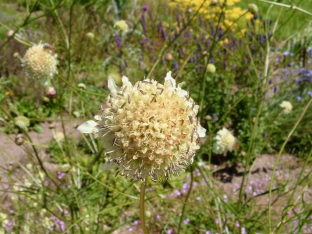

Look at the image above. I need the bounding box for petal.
[178,82,185,88]
[164,71,176,88]
[122,76,132,87]
[94,115,101,121]
[197,125,206,138]
[77,120,98,133]
[108,76,119,97]
[101,161,118,170]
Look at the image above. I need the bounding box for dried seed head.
[22,42,58,81]
[78,71,206,183]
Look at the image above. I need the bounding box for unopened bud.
[78,83,86,89]
[241,151,246,157]
[248,4,258,16]
[86,32,94,39]
[15,134,24,146]
[205,115,212,120]
[165,53,173,61]
[207,63,216,73]
[211,0,218,5]
[45,87,57,100]
[48,123,56,129]
[7,30,14,37]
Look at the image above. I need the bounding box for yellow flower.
[114,20,129,32]
[78,71,206,183]
[213,128,236,154]
[280,101,292,114]
[22,42,58,82]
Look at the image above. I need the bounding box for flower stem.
[140,182,148,234]
[177,167,193,234]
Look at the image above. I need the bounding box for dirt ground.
[1,120,311,200]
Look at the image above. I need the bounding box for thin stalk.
[268,98,312,233]
[140,182,148,234]
[177,168,194,234]
[56,74,107,97]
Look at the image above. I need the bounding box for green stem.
[140,182,148,234]
[268,98,312,233]
[56,74,107,97]
[177,167,193,234]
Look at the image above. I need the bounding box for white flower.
[213,128,236,154]
[279,101,292,114]
[78,71,206,183]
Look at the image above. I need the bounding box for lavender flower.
[183,218,190,225]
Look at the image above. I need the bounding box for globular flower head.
[248,3,258,16]
[213,128,236,154]
[14,116,30,130]
[78,71,206,183]
[114,20,129,32]
[279,101,292,114]
[22,42,58,82]
[207,63,216,74]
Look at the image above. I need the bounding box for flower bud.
[78,83,86,89]
[48,123,56,129]
[207,63,216,73]
[14,116,30,130]
[165,53,173,61]
[211,0,218,5]
[205,115,212,120]
[15,134,24,146]
[248,4,258,16]
[86,32,94,39]
[73,111,80,118]
[7,30,14,37]
[45,87,57,100]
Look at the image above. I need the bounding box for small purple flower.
[196,196,202,201]
[142,5,149,11]
[132,220,140,226]
[129,227,134,232]
[212,113,218,121]
[183,218,190,225]
[297,96,302,101]
[59,221,65,231]
[166,229,173,234]
[215,218,219,224]
[206,231,212,234]
[236,221,240,227]
[156,215,161,220]
[242,227,247,234]
[114,34,122,47]
[308,91,312,97]
[174,189,181,196]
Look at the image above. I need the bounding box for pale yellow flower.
[213,128,236,154]
[78,71,206,183]
[114,20,129,32]
[14,116,30,130]
[279,101,292,114]
[22,42,58,82]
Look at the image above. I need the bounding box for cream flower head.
[213,127,236,154]
[279,101,292,114]
[78,71,206,183]
[14,116,30,130]
[22,42,58,83]
[114,20,129,32]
